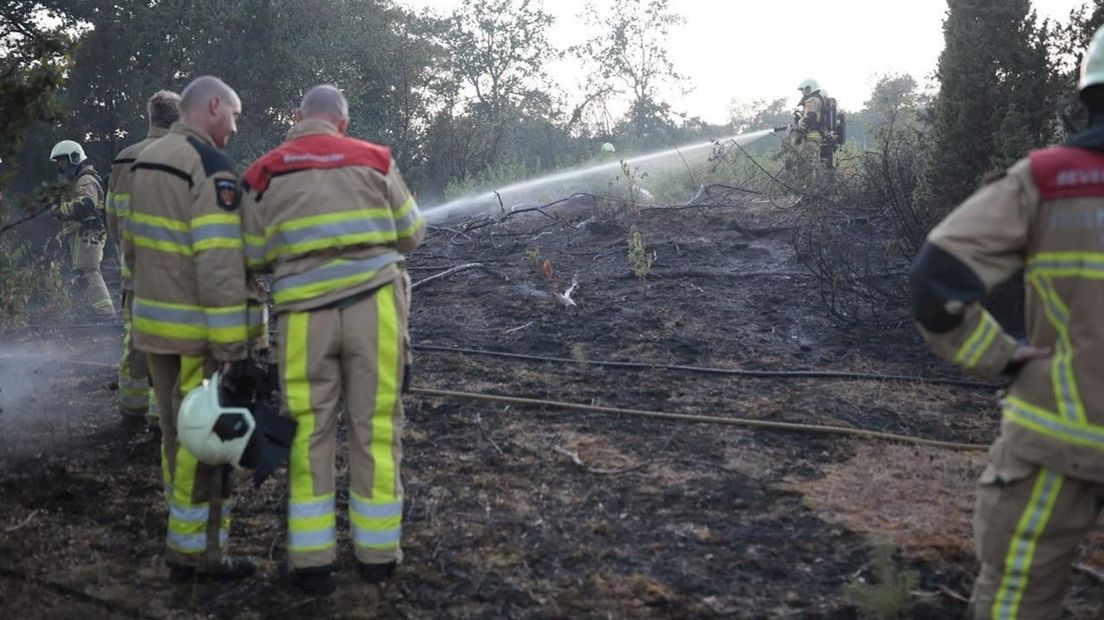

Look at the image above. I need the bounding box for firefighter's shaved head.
[180,76,241,148]
[297,85,349,134]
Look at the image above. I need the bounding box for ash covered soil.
[2,195,1104,618]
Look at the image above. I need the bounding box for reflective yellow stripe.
[953,310,1000,369]
[372,284,400,499]
[1003,396,1104,450]
[1027,252,1104,279]
[284,312,333,552]
[1027,273,1085,423]
[168,355,207,554]
[130,211,188,231]
[991,468,1062,620]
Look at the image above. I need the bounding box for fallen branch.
[504,320,536,334]
[555,274,579,308]
[474,412,505,455]
[4,509,40,533]
[411,263,486,290]
[936,585,971,604]
[1075,562,1104,584]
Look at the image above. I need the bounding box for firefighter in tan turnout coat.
[129,76,264,580]
[241,85,424,595]
[909,26,1104,619]
[106,90,181,421]
[50,140,116,317]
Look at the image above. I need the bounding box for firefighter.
[107,90,181,422]
[908,25,1104,619]
[129,75,265,580]
[791,79,825,155]
[50,139,116,317]
[241,84,425,595]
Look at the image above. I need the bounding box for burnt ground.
[2,195,1104,618]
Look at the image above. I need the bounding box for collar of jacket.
[147,126,170,140]
[1064,115,1104,151]
[286,119,340,141]
[170,121,216,146]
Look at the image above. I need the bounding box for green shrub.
[844,540,920,619]
[0,237,69,330]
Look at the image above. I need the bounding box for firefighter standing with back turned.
[909,25,1104,619]
[242,84,425,595]
[129,75,264,580]
[106,90,181,423]
[49,139,116,317]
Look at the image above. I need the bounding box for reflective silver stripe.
[289,497,335,519]
[191,223,241,243]
[245,242,265,263]
[270,218,393,251]
[167,529,229,552]
[170,503,210,523]
[1004,400,1104,446]
[271,253,403,295]
[205,308,247,329]
[134,301,205,326]
[351,525,401,547]
[288,527,336,549]
[350,496,402,518]
[394,204,422,233]
[129,220,190,246]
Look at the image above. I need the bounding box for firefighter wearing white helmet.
[49,139,115,317]
[908,23,1104,620]
[600,142,616,154]
[791,79,825,151]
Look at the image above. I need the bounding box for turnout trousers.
[278,279,409,570]
[118,291,157,419]
[149,353,232,567]
[67,230,115,316]
[972,437,1104,619]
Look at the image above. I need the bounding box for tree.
[0,3,73,190]
[575,0,686,146]
[920,0,1051,215]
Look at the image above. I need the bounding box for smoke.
[0,338,113,457]
[423,128,777,224]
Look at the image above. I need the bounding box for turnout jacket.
[241,119,425,313]
[57,166,105,236]
[106,126,169,291]
[911,125,1104,481]
[128,121,263,361]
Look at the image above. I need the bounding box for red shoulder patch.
[243,134,391,194]
[1029,146,1104,201]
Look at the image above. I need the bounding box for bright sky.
[400,0,1087,123]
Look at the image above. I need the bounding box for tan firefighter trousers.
[972,437,1104,619]
[278,278,410,570]
[118,291,157,419]
[149,353,232,567]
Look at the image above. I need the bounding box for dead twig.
[474,412,505,456]
[411,263,486,290]
[4,509,40,533]
[504,320,536,334]
[1075,562,1104,584]
[555,274,579,308]
[936,585,971,604]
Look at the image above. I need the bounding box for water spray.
[424,127,784,223]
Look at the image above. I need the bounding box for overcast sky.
[399,0,1088,123]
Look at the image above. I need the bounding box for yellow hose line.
[411,387,990,452]
[0,356,989,451]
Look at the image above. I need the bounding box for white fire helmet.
[797,79,820,97]
[49,140,87,165]
[600,142,616,154]
[178,371,296,486]
[1080,25,1104,93]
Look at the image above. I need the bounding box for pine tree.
[920,0,1051,215]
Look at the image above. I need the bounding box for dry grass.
[785,444,986,559]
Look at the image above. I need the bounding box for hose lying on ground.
[412,344,1001,390]
[0,356,986,451]
[411,387,989,452]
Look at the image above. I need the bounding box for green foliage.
[920,0,1050,217]
[0,237,68,330]
[0,5,74,194]
[626,225,652,280]
[844,540,920,619]
[575,0,686,147]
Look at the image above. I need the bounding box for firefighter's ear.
[336,117,349,135]
[292,108,304,123]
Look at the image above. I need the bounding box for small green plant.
[524,247,541,265]
[0,237,69,330]
[626,226,652,280]
[844,540,920,619]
